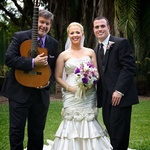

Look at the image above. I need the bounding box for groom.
[93,16,139,150]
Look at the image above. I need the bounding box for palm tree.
[115,0,150,95]
[0,0,149,94]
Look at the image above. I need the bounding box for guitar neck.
[31,5,39,58]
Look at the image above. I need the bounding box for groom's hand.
[112,91,122,106]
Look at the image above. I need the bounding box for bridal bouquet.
[74,62,99,100]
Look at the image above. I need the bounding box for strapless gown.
[44,56,113,150]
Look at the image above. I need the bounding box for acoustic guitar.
[15,0,51,88]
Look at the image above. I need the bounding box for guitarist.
[1,10,58,150]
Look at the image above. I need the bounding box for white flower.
[107,41,115,50]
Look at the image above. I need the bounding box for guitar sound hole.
[24,71,42,75]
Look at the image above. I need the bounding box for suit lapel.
[45,35,53,53]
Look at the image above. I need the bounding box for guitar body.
[15,40,51,88]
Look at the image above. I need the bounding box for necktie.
[37,38,43,47]
[99,43,104,59]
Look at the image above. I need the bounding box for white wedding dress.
[43,56,113,150]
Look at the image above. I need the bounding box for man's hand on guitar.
[34,53,48,67]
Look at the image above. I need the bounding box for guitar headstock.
[33,0,41,7]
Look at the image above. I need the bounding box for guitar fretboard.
[31,6,39,58]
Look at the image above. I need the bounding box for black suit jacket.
[95,35,139,108]
[1,30,58,106]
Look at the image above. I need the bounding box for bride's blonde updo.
[67,22,84,34]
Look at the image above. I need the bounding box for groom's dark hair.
[93,16,110,26]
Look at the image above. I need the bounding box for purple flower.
[83,73,88,77]
[74,68,80,74]
[82,77,88,84]
[74,62,98,89]
[93,80,97,85]
[87,62,94,68]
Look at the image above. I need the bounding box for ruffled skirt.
[45,107,112,150]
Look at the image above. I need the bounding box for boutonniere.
[106,41,115,50]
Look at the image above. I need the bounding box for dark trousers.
[102,96,132,150]
[9,90,49,150]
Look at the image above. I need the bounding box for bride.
[44,22,112,150]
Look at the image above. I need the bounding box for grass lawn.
[0,99,149,150]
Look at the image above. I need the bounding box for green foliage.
[0,100,150,149]
[0,28,8,65]
[115,0,150,95]
[0,0,150,94]
[136,58,150,77]
[0,65,9,90]
[135,58,150,95]
[115,0,138,37]
[0,65,9,76]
